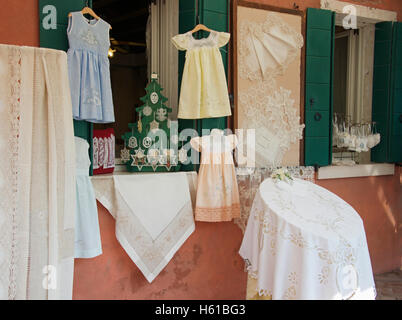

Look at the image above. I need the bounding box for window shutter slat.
[178,0,198,171]
[304,8,335,167]
[372,22,392,163]
[390,22,402,162]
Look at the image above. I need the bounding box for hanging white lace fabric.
[0,44,76,300]
[238,12,304,82]
[238,13,305,167]
[0,45,24,300]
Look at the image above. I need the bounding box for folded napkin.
[93,172,195,282]
[114,173,190,241]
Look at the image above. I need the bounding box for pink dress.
[190,129,241,222]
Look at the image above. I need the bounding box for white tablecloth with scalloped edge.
[239,178,376,300]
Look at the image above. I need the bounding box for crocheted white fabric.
[238,13,304,167]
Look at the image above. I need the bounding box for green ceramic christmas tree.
[120,73,181,172]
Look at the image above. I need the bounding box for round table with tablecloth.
[239,178,376,300]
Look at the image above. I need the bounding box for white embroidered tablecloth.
[239,178,376,300]
[91,172,197,283]
[235,166,315,234]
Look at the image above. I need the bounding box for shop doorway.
[91,0,149,161]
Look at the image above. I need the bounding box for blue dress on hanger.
[74,137,102,258]
[67,11,115,123]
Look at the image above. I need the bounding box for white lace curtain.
[146,0,179,119]
[0,45,76,300]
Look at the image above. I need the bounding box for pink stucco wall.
[0,0,39,47]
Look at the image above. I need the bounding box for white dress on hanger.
[74,137,102,258]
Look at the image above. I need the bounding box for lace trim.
[246,274,273,300]
[187,31,219,50]
[93,135,115,170]
[195,203,241,222]
[238,12,304,82]
[7,46,22,300]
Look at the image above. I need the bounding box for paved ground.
[374,269,402,300]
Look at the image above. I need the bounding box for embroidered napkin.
[92,172,196,282]
[114,173,190,241]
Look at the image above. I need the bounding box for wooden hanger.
[190,24,212,34]
[68,7,112,29]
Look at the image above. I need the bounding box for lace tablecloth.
[91,172,197,283]
[235,166,314,234]
[239,178,376,300]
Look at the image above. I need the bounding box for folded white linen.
[114,173,190,241]
[92,172,196,282]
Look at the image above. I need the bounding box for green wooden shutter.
[391,23,402,162]
[372,22,393,162]
[304,8,335,167]
[178,0,198,171]
[372,22,402,163]
[39,0,94,175]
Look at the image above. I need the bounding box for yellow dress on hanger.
[171,30,231,119]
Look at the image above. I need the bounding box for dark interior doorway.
[92,0,150,158]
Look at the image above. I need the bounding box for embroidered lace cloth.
[0,44,76,299]
[238,13,304,82]
[91,172,196,283]
[239,84,305,166]
[239,178,376,300]
[238,13,304,167]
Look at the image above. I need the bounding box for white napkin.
[114,173,191,241]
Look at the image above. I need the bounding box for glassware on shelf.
[332,113,381,153]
